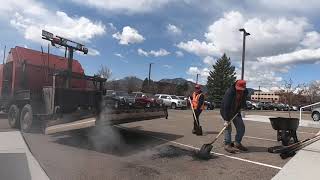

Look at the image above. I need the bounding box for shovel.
[189,98,202,136]
[197,113,239,159]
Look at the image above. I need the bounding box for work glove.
[224,121,229,127]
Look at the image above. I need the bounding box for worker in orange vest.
[190,84,205,135]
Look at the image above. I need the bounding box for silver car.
[155,94,187,109]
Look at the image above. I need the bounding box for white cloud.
[71,0,172,14]
[112,26,145,45]
[178,11,316,87]
[163,65,172,69]
[175,51,184,57]
[187,78,196,83]
[257,48,320,66]
[108,23,117,31]
[138,48,149,56]
[114,53,124,58]
[301,31,320,48]
[167,24,182,34]
[150,49,170,57]
[187,67,209,77]
[203,56,215,65]
[187,67,200,75]
[205,11,309,57]
[87,48,100,56]
[137,48,170,57]
[259,0,320,13]
[235,64,283,88]
[178,11,310,58]
[0,0,48,17]
[10,11,106,44]
[177,39,220,57]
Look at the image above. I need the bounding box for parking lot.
[0,110,318,180]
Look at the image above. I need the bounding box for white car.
[155,94,187,109]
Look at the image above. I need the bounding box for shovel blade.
[198,143,213,159]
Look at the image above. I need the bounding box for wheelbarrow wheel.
[281,130,290,146]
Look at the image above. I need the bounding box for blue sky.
[1,0,320,90]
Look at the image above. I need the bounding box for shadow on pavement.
[52,126,183,157]
[204,131,219,135]
[246,146,268,153]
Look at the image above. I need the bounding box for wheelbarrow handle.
[209,112,239,145]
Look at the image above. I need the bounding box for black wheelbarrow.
[269,117,299,146]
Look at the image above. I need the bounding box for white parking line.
[243,135,277,142]
[116,126,282,170]
[297,131,316,135]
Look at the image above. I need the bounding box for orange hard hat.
[235,80,246,91]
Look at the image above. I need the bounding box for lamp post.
[148,63,154,89]
[196,73,200,84]
[239,28,250,80]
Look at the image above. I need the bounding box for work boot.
[192,128,196,134]
[234,142,248,152]
[224,144,238,153]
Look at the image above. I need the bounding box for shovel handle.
[209,113,239,145]
[189,98,200,127]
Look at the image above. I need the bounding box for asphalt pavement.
[0,109,319,180]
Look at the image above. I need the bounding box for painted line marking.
[116,126,282,170]
[297,131,316,135]
[243,135,277,142]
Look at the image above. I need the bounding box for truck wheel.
[312,112,320,121]
[171,103,176,109]
[20,104,34,133]
[8,104,20,128]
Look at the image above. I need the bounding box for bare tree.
[97,65,112,80]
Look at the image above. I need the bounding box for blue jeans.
[224,114,245,144]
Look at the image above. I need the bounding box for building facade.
[251,91,280,103]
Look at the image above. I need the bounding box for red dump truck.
[0,46,167,133]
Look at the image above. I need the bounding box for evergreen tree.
[206,53,236,103]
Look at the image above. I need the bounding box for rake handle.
[209,112,239,145]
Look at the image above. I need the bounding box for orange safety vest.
[192,92,205,110]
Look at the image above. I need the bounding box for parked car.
[204,101,215,110]
[274,103,289,111]
[155,94,187,109]
[290,106,298,111]
[311,107,320,121]
[252,102,262,110]
[131,92,163,108]
[260,102,275,110]
[103,91,136,109]
[246,101,253,110]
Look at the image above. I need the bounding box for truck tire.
[8,104,20,128]
[171,103,176,109]
[20,104,34,133]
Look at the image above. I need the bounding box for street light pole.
[148,63,154,89]
[239,28,250,80]
[196,73,200,84]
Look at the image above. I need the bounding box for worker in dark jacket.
[190,84,205,135]
[220,80,248,153]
